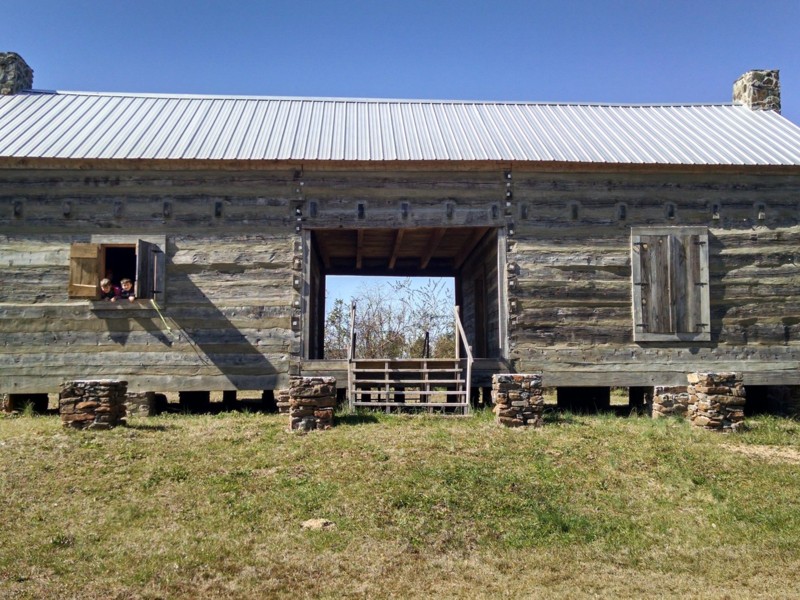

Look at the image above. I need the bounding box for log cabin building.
[2,52,800,414]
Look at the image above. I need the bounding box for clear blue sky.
[327,276,454,315]
[6,0,800,122]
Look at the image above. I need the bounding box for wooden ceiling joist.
[309,226,495,274]
[454,228,489,269]
[356,229,365,270]
[388,229,405,270]
[420,228,446,270]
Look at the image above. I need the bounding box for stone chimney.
[733,69,780,113]
[0,52,33,95]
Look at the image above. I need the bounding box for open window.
[631,226,710,342]
[68,235,166,303]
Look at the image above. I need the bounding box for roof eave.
[1,155,799,174]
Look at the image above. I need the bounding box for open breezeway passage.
[302,227,506,362]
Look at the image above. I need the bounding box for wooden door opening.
[303,227,505,360]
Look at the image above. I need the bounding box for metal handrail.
[347,302,357,411]
[453,305,473,413]
[347,302,357,362]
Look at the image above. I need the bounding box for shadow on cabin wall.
[709,229,800,345]
[708,230,755,345]
[93,253,294,405]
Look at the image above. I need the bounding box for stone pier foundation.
[686,372,746,432]
[652,386,691,419]
[59,380,127,430]
[276,388,291,414]
[125,391,156,417]
[653,373,746,432]
[492,374,544,428]
[288,376,336,431]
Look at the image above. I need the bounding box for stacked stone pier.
[492,374,544,428]
[686,372,746,432]
[652,386,691,419]
[288,376,336,431]
[59,380,127,430]
[651,372,746,432]
[276,388,291,414]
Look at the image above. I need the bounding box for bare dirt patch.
[725,444,800,464]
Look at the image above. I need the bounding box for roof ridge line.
[21,89,735,109]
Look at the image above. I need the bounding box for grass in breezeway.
[1,409,799,599]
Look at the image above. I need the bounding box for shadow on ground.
[333,413,381,426]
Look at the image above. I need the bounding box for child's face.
[121,281,132,291]
[101,284,111,293]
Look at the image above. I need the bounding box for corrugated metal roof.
[1,90,800,165]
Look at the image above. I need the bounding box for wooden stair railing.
[347,305,472,415]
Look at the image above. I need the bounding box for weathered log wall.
[458,230,500,358]
[0,164,509,393]
[0,168,300,393]
[298,167,507,228]
[1,163,799,393]
[507,169,800,386]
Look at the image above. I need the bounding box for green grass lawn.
[1,409,799,599]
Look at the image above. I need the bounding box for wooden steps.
[348,358,470,415]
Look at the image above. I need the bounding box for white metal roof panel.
[1,90,800,165]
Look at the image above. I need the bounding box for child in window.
[99,278,119,300]
[114,278,136,302]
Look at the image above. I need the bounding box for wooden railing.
[453,305,473,412]
[347,303,472,414]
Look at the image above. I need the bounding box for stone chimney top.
[733,69,780,113]
[0,52,33,95]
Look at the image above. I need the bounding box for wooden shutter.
[671,232,705,335]
[135,239,166,303]
[69,243,101,298]
[631,227,710,342]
